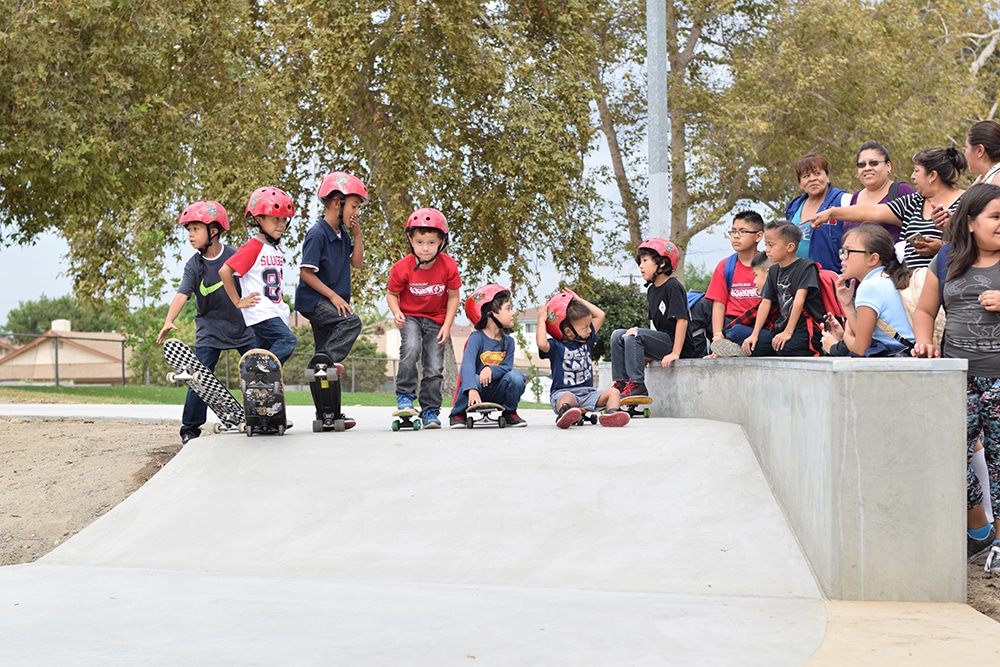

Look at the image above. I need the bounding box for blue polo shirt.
[294,215,355,313]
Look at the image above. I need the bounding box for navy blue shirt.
[294,215,355,313]
[177,245,255,350]
[540,325,597,391]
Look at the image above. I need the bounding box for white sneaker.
[985,543,1000,573]
[711,338,746,357]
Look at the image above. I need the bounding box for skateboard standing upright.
[305,352,345,432]
[239,348,287,436]
[162,339,244,432]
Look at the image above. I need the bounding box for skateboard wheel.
[212,423,223,434]
[304,369,315,383]
[240,379,247,392]
[277,425,285,436]
[466,416,474,429]
[246,427,254,438]
[589,414,598,425]
[166,372,176,384]
[238,423,246,433]
[312,420,323,433]
[273,381,281,393]
[643,408,651,418]
[391,420,400,432]
[334,419,345,433]
[412,419,422,431]
[498,415,506,428]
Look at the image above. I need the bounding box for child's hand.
[393,312,406,328]
[771,330,792,350]
[626,327,638,336]
[834,275,855,307]
[155,322,176,345]
[329,293,354,316]
[479,366,493,386]
[980,290,1000,311]
[236,293,261,309]
[661,352,680,369]
[824,314,844,340]
[912,342,940,358]
[436,326,451,345]
[468,388,482,407]
[742,334,757,355]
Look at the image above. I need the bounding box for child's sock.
[969,524,992,540]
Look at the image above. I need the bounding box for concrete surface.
[646,357,968,602]
[1,402,998,664]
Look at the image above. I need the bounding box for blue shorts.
[550,386,603,412]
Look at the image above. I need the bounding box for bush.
[343,336,389,392]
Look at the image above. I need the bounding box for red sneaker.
[598,410,631,427]
[556,406,583,429]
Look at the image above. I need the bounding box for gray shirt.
[930,255,1000,377]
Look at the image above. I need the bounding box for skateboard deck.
[620,395,652,418]
[464,401,507,428]
[162,339,243,432]
[239,348,286,436]
[305,352,345,432]
[391,407,421,431]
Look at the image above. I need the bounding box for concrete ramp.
[1,406,826,664]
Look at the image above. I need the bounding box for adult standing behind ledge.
[805,147,967,270]
[785,152,849,273]
[845,140,915,243]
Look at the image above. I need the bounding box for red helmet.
[544,290,577,341]
[246,187,295,219]
[178,200,229,231]
[637,237,680,272]
[318,172,369,203]
[465,284,510,325]
[406,208,449,236]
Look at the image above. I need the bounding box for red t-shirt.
[705,255,761,319]
[387,253,462,324]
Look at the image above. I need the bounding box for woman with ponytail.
[831,224,915,356]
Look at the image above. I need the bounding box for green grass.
[0,384,549,410]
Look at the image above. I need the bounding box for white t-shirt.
[224,237,291,326]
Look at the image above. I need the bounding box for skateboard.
[162,339,243,432]
[304,352,345,432]
[239,348,286,436]
[391,407,421,431]
[464,402,507,428]
[620,395,652,419]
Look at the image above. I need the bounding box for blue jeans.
[451,370,527,416]
[724,323,754,344]
[181,343,253,438]
[610,328,675,383]
[304,299,362,363]
[250,317,297,365]
[396,316,445,410]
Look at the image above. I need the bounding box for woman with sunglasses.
[785,152,850,272]
[845,140,915,243]
[805,147,967,269]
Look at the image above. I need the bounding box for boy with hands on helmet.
[387,207,462,429]
[157,200,255,444]
[537,291,630,429]
[449,284,528,428]
[219,186,298,365]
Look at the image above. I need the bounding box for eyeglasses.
[839,248,868,260]
[856,159,886,169]
[728,229,758,238]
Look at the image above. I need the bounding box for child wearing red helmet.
[157,200,256,444]
[386,207,462,428]
[220,186,298,366]
[536,290,630,428]
[449,284,527,428]
[609,238,699,399]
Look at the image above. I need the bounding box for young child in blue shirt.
[449,284,527,428]
[537,290,629,429]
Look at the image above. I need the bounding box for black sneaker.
[969,525,997,562]
[180,431,199,445]
[502,411,527,427]
[620,380,648,399]
[449,413,467,429]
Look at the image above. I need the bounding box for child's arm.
[386,291,405,329]
[912,271,941,358]
[219,264,259,310]
[573,294,606,332]
[742,298,772,354]
[437,288,461,344]
[661,316,688,368]
[300,268,353,316]
[349,216,364,269]
[711,301,727,342]
[536,308,551,353]
[156,293,189,344]
[771,287,809,350]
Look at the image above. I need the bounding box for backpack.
[685,254,742,354]
[814,262,845,324]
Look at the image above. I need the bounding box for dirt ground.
[1,416,998,624]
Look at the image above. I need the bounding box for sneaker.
[711,338,747,358]
[556,405,583,429]
[396,394,415,411]
[422,409,441,429]
[285,420,294,431]
[970,525,997,562]
[620,380,648,399]
[985,542,1000,573]
[503,411,527,427]
[611,379,626,393]
[339,414,357,430]
[180,431,199,445]
[599,409,631,427]
[449,413,467,429]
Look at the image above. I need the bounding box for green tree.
[344,336,390,392]
[682,263,711,294]
[3,294,122,335]
[572,277,646,361]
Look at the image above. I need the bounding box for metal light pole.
[647,0,670,241]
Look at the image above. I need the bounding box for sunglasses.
[856,159,886,169]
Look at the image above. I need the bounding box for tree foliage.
[571,277,646,361]
[3,294,122,335]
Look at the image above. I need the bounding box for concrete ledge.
[644,357,968,602]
